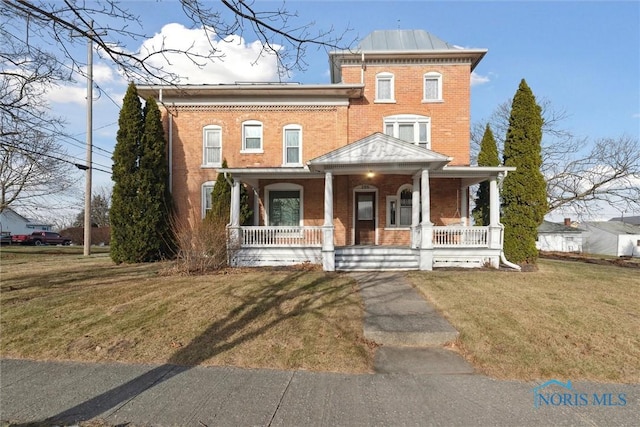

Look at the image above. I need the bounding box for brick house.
[137,29,514,271]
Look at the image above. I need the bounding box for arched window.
[242,120,263,152]
[375,72,395,103]
[202,125,221,167]
[383,114,431,149]
[386,184,413,227]
[283,124,302,166]
[423,72,443,102]
[265,183,303,226]
[201,181,215,218]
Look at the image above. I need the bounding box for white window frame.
[202,125,222,167]
[386,184,413,228]
[201,181,215,218]
[264,183,304,226]
[422,72,443,102]
[383,114,431,149]
[375,72,395,103]
[282,124,302,166]
[241,120,264,153]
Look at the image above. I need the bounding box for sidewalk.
[2,359,638,426]
[2,271,638,425]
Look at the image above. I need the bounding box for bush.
[167,215,234,275]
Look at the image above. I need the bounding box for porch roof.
[432,166,516,186]
[307,133,452,174]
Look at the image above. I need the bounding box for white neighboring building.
[582,221,640,257]
[0,208,53,235]
[537,219,584,253]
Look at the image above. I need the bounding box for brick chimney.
[564,218,571,226]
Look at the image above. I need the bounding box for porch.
[230,225,505,270]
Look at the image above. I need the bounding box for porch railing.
[432,226,489,247]
[240,226,323,247]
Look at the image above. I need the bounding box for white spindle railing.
[240,226,323,247]
[432,226,489,247]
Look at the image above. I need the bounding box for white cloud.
[632,113,640,119]
[470,71,490,86]
[138,23,281,84]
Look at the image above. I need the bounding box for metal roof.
[357,30,459,52]
[538,221,585,234]
[583,221,640,235]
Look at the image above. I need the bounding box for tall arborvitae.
[138,96,174,261]
[501,79,548,264]
[472,124,500,226]
[110,83,143,263]
[207,159,252,225]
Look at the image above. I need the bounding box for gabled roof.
[609,216,640,225]
[583,221,640,235]
[538,220,585,234]
[307,132,451,174]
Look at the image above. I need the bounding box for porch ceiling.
[432,166,516,186]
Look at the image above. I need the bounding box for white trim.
[282,124,303,166]
[422,72,443,102]
[201,181,215,218]
[202,125,222,167]
[375,72,395,103]
[352,185,379,245]
[264,183,304,226]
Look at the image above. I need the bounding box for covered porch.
[222,134,514,271]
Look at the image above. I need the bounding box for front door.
[355,192,376,245]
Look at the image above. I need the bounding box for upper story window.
[242,120,263,153]
[423,72,443,102]
[202,125,222,167]
[375,72,395,103]
[283,125,302,166]
[383,114,431,149]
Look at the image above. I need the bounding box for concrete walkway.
[350,271,474,375]
[2,272,638,425]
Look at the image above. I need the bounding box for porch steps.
[335,247,419,271]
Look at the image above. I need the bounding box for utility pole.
[83,21,94,256]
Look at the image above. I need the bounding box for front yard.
[1,246,638,383]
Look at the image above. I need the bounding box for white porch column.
[419,169,433,271]
[460,183,468,226]
[230,178,241,227]
[488,176,502,267]
[253,187,260,226]
[228,179,241,257]
[322,171,335,271]
[411,174,420,248]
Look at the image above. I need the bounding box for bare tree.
[472,99,640,218]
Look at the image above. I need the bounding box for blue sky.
[45,0,639,219]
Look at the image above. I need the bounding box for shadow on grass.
[26,270,359,425]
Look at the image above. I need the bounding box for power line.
[0,141,112,174]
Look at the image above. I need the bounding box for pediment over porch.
[307,132,452,174]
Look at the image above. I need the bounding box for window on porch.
[386,185,413,228]
[268,190,300,226]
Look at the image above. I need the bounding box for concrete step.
[335,248,419,271]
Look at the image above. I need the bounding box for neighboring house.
[137,29,515,271]
[537,219,584,253]
[609,216,640,226]
[0,207,53,235]
[582,221,640,257]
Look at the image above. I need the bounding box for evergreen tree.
[110,83,143,263]
[137,96,175,261]
[207,159,252,225]
[472,124,500,226]
[501,79,548,264]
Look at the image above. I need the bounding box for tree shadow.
[26,270,361,425]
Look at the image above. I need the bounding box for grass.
[0,246,374,373]
[407,259,640,383]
